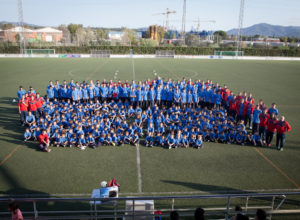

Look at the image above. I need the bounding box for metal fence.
[0,192,300,219]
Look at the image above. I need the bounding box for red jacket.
[276,121,291,134]
[35,97,44,108]
[38,133,49,145]
[18,100,28,111]
[267,118,278,132]
[259,113,269,127]
[28,100,38,111]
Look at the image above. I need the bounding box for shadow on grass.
[161,180,300,207]
[0,165,101,219]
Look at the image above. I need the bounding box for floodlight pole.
[181,0,187,45]
[235,0,245,57]
[18,0,26,55]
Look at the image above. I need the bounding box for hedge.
[1,45,300,57]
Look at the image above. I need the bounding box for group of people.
[17,77,291,152]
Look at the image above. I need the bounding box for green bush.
[0,44,300,57]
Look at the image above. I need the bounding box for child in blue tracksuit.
[59,133,68,147]
[86,133,96,148]
[235,131,245,146]
[24,128,32,141]
[145,133,153,147]
[195,135,203,149]
[131,131,140,146]
[167,134,175,149]
[252,131,263,146]
[77,134,87,150]
[69,134,77,147]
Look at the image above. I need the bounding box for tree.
[96,28,107,42]
[157,26,165,43]
[85,27,96,45]
[213,30,227,40]
[58,24,71,43]
[15,34,20,43]
[140,39,158,47]
[76,26,85,46]
[67,24,82,43]
[186,34,199,47]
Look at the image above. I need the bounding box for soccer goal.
[214,51,244,56]
[91,50,111,58]
[155,50,175,58]
[25,49,55,55]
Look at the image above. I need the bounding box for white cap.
[100,181,107,188]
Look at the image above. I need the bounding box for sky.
[1,0,300,31]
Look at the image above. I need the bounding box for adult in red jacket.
[276,116,291,151]
[35,93,44,118]
[38,130,51,152]
[18,95,28,126]
[28,95,38,119]
[265,113,278,147]
[259,109,269,143]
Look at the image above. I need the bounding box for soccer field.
[0,58,300,198]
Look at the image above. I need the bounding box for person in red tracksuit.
[35,93,44,118]
[28,95,38,119]
[18,95,28,126]
[265,113,278,147]
[259,108,269,143]
[229,96,237,118]
[276,116,291,151]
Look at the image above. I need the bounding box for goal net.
[25,49,55,55]
[155,50,175,58]
[91,50,111,58]
[214,51,244,56]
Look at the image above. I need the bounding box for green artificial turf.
[0,58,299,199]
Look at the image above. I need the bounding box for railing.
[0,192,300,219]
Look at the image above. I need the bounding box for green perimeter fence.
[1,45,300,57]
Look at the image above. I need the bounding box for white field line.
[136,144,142,193]
[132,58,135,81]
[2,189,300,197]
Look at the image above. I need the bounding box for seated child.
[131,131,140,147]
[195,135,203,149]
[166,134,175,149]
[145,133,154,147]
[77,134,87,150]
[252,131,263,146]
[104,133,113,146]
[58,133,68,147]
[218,131,227,144]
[123,131,132,145]
[235,131,245,146]
[227,130,236,144]
[69,134,77,147]
[98,134,106,146]
[86,133,96,148]
[181,134,189,148]
[24,128,32,141]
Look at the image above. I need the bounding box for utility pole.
[18,0,26,55]
[235,0,245,57]
[181,0,186,45]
